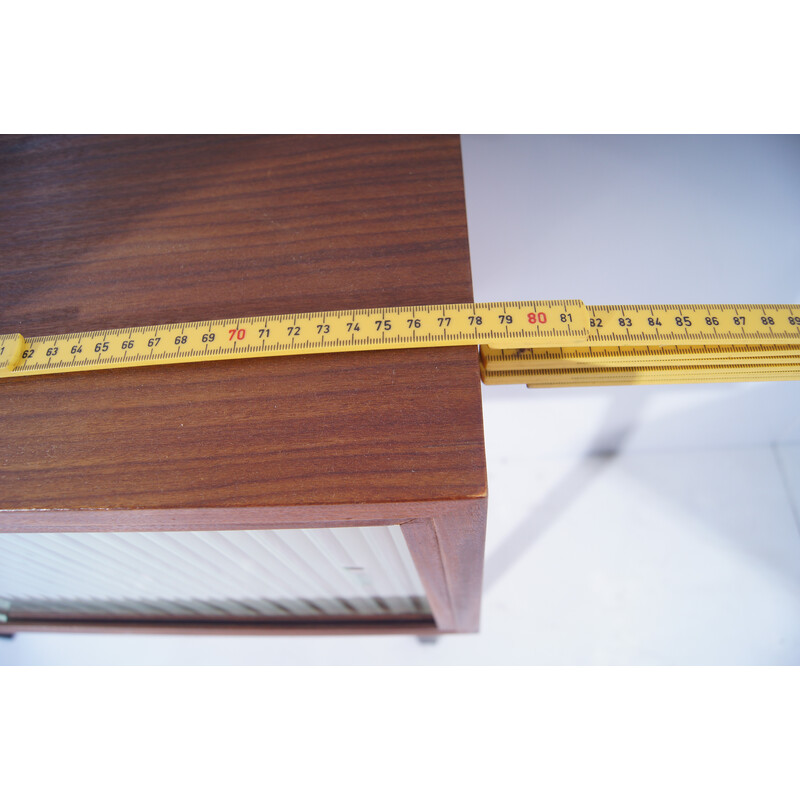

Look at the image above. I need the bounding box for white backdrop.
[462,134,800,452]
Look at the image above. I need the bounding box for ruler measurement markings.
[3,301,797,385]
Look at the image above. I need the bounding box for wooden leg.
[402,497,487,633]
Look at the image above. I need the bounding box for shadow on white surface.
[483,391,647,590]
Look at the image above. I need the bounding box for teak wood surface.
[0,135,488,634]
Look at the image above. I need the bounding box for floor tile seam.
[770,443,800,537]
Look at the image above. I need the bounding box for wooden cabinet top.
[0,135,486,515]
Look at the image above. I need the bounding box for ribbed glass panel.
[0,526,431,623]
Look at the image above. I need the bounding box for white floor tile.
[480,447,800,664]
[775,443,800,525]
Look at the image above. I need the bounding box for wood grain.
[0,136,488,634]
[0,135,487,512]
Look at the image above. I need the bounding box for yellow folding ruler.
[481,303,800,387]
[2,300,799,387]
